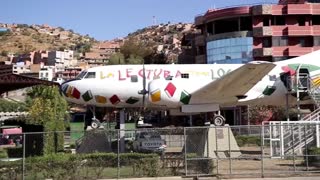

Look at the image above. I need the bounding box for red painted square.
[109,95,120,105]
[165,82,176,97]
[72,87,81,99]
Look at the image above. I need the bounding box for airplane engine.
[148,79,195,108]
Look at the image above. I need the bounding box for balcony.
[288,47,320,57]
[253,27,272,37]
[288,26,313,36]
[253,48,273,57]
[252,5,273,15]
[195,35,206,46]
[253,26,320,37]
[195,55,206,64]
[287,4,312,15]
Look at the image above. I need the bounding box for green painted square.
[262,86,276,96]
[180,91,191,104]
[126,97,139,104]
[82,90,93,101]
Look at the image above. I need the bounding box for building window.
[272,37,288,46]
[272,16,286,26]
[45,72,48,77]
[263,18,270,26]
[312,15,320,25]
[299,38,306,47]
[181,73,189,79]
[298,17,305,26]
[314,37,320,46]
[263,38,271,47]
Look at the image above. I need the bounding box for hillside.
[124,23,197,63]
[0,23,197,64]
[0,23,96,58]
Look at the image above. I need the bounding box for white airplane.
[60,50,320,127]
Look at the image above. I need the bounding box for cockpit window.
[85,72,96,79]
[76,71,87,79]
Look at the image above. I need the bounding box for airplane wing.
[189,63,276,104]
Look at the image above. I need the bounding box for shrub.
[0,149,8,158]
[307,147,320,166]
[6,147,23,158]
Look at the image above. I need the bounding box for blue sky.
[0,0,277,40]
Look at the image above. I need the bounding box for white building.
[39,66,55,81]
[48,50,74,72]
[12,62,30,74]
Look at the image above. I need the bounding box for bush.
[6,147,23,158]
[23,152,160,179]
[307,147,320,166]
[0,149,8,158]
[235,135,261,147]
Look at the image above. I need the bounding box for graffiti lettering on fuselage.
[100,68,210,80]
[211,68,232,80]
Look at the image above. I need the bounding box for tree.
[120,37,154,63]
[109,53,125,65]
[27,85,69,154]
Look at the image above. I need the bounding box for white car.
[133,132,166,153]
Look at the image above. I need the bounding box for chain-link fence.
[1,124,320,179]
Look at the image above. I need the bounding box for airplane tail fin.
[276,49,320,77]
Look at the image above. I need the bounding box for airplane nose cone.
[60,79,79,97]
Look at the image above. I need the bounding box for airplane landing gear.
[211,114,226,126]
[88,106,101,129]
[91,118,101,129]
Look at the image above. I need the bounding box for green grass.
[70,122,84,142]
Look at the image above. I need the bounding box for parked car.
[133,131,166,153]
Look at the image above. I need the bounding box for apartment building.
[192,0,320,64]
[48,50,75,72]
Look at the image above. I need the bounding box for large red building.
[191,0,320,64]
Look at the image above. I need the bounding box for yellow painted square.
[151,89,161,102]
[95,95,107,104]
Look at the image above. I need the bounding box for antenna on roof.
[152,16,157,26]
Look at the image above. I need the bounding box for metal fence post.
[215,126,219,175]
[117,129,120,179]
[304,124,309,171]
[291,124,296,172]
[22,133,26,180]
[228,126,232,175]
[184,127,187,176]
[260,125,264,178]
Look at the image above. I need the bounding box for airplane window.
[181,73,189,79]
[76,71,87,79]
[85,72,96,79]
[131,75,138,82]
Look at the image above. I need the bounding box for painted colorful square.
[95,95,107,104]
[72,87,81,99]
[164,82,176,97]
[126,97,139,104]
[82,90,93,102]
[180,90,191,104]
[262,86,276,96]
[110,95,120,105]
[66,86,73,98]
[151,89,161,102]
